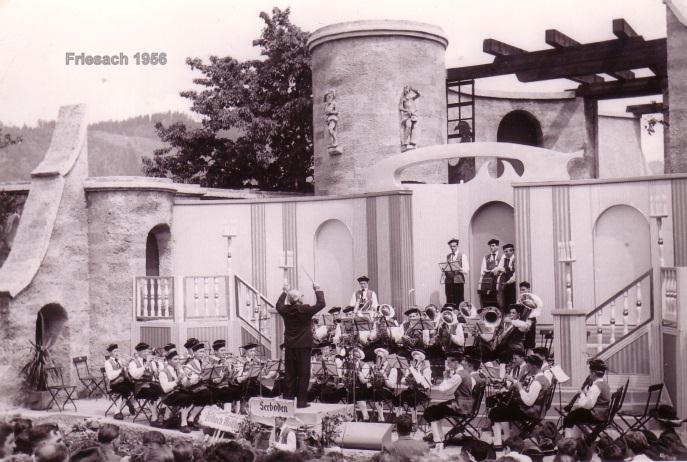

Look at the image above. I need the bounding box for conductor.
[276,282,326,408]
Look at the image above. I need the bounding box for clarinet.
[564,375,594,412]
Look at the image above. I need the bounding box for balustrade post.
[622,291,629,334]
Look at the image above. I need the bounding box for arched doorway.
[146,224,171,276]
[314,219,354,307]
[35,304,68,356]
[593,205,651,305]
[470,201,515,306]
[494,110,543,177]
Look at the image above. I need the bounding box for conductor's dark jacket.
[276,291,326,348]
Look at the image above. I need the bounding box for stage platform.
[250,401,355,428]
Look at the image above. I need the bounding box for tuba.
[424,305,438,323]
[477,307,502,344]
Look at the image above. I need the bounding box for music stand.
[439,261,463,284]
[386,354,410,370]
[321,314,335,326]
[264,360,282,375]
[246,363,263,379]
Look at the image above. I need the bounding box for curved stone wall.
[309,21,448,194]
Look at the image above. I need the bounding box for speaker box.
[334,422,394,450]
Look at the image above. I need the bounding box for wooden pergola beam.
[483,38,525,56]
[613,18,639,39]
[626,101,665,116]
[576,76,665,100]
[544,29,606,84]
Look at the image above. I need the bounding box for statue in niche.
[399,85,421,151]
[324,89,342,155]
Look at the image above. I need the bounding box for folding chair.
[72,356,106,398]
[45,366,78,412]
[101,367,122,417]
[514,378,558,438]
[539,330,553,356]
[444,382,486,441]
[131,380,160,423]
[576,382,627,445]
[614,383,663,436]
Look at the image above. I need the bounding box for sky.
[0,0,668,128]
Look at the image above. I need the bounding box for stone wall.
[309,21,448,194]
[86,181,175,357]
[667,8,687,173]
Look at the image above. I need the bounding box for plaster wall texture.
[0,125,91,405]
[598,115,647,178]
[667,8,687,173]
[310,22,448,195]
[86,189,174,356]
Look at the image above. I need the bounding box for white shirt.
[497,254,516,283]
[128,355,147,380]
[104,357,124,382]
[270,424,297,452]
[448,252,470,274]
[505,452,532,462]
[480,251,501,275]
[350,289,379,311]
[575,378,604,410]
[159,366,178,394]
[434,368,475,393]
[519,373,545,406]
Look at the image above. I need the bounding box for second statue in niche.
[399,85,421,151]
[324,89,342,155]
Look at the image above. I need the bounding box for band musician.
[350,347,373,421]
[562,359,611,439]
[517,281,543,351]
[158,349,196,433]
[444,238,469,305]
[429,306,465,361]
[395,349,432,422]
[127,342,161,425]
[488,354,551,448]
[478,239,501,308]
[496,244,516,312]
[104,344,136,420]
[423,354,483,450]
[307,343,346,404]
[369,304,399,352]
[207,339,242,410]
[401,307,425,353]
[350,276,379,316]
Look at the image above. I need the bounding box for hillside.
[0,112,201,182]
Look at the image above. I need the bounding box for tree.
[0,129,21,150]
[144,8,313,192]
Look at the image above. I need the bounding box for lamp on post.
[649,193,669,267]
[557,240,576,310]
[279,250,295,287]
[222,221,238,349]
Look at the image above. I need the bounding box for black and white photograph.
[0,0,686,461]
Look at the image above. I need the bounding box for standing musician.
[395,349,432,422]
[104,344,136,420]
[488,354,551,448]
[479,239,502,308]
[158,349,196,433]
[307,343,346,404]
[496,244,517,312]
[562,359,611,439]
[423,354,484,450]
[444,238,470,305]
[369,305,400,353]
[350,276,379,316]
[370,348,398,422]
[127,342,162,425]
[349,347,373,421]
[518,281,543,351]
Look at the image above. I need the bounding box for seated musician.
[423,354,483,450]
[350,275,379,317]
[333,306,355,345]
[127,342,161,425]
[486,304,530,363]
[429,306,465,361]
[507,347,528,383]
[208,339,242,409]
[517,282,543,351]
[158,350,196,433]
[401,307,425,353]
[104,344,136,420]
[350,347,373,421]
[531,347,554,383]
[395,349,432,422]
[488,354,550,448]
[181,340,213,426]
[308,343,346,403]
[369,305,399,353]
[562,359,610,439]
[314,307,341,347]
[455,301,478,321]
[236,343,264,403]
[370,348,398,422]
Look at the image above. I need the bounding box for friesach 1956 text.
[65,52,167,66]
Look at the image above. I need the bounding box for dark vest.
[590,380,611,420]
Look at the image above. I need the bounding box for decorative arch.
[469,201,515,304]
[35,303,68,350]
[497,110,543,147]
[593,205,651,304]
[314,219,354,307]
[146,224,171,277]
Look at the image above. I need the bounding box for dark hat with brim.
[447,238,460,245]
[191,343,205,352]
[357,276,370,283]
[242,343,258,351]
[163,343,176,352]
[184,338,199,349]
[404,308,420,316]
[503,243,514,250]
[212,340,226,350]
[488,239,500,246]
[134,342,150,352]
[106,344,118,353]
[328,307,342,315]
[511,346,526,358]
[166,350,178,361]
[525,354,544,368]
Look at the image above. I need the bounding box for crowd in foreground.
[1,411,686,462]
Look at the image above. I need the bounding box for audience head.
[495,457,520,462]
[504,436,526,454]
[203,441,254,462]
[141,430,166,446]
[600,443,625,462]
[34,442,68,462]
[96,424,119,445]
[552,456,576,462]
[624,431,649,457]
[395,415,413,436]
[556,438,578,457]
[11,418,32,437]
[0,422,16,458]
[143,445,174,462]
[172,441,194,462]
[28,424,62,450]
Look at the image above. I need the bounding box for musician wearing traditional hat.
[395,349,432,422]
[350,276,379,316]
[208,339,242,408]
[370,348,398,422]
[349,347,373,421]
[496,244,517,312]
[479,239,502,308]
[562,359,611,439]
[517,281,543,350]
[235,343,264,403]
[430,306,465,360]
[401,307,425,352]
[489,354,550,449]
[308,343,346,404]
[104,344,136,420]
[370,305,400,352]
[158,349,196,433]
[444,238,470,305]
[423,354,484,450]
[127,342,162,425]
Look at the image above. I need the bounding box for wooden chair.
[45,366,78,412]
[539,330,554,356]
[72,356,106,398]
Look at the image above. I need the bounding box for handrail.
[592,314,653,360]
[235,274,275,309]
[586,268,653,320]
[234,275,272,346]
